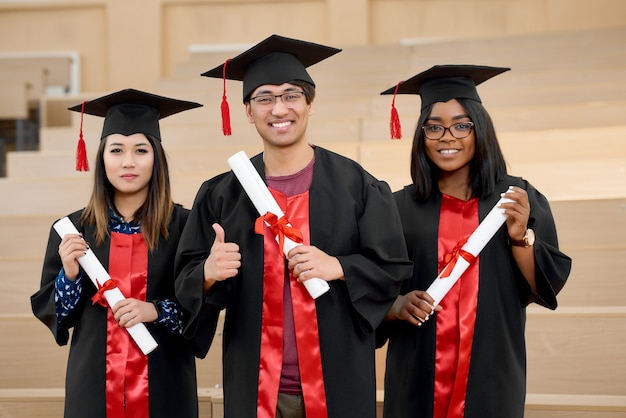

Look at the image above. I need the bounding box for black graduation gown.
[378,176,571,418]
[31,205,199,418]
[175,146,413,418]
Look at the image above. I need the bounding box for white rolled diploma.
[53,217,158,355]
[425,195,514,306]
[227,151,330,299]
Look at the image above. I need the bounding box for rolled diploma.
[426,196,513,306]
[53,217,158,355]
[227,151,330,299]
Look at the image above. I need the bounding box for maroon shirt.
[266,157,315,395]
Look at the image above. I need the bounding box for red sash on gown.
[104,232,150,418]
[433,196,479,418]
[256,189,328,418]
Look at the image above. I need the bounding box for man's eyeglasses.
[249,91,306,108]
[421,122,475,140]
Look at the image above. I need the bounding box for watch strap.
[509,229,533,247]
[509,237,527,247]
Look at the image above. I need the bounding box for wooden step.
[0,174,209,215]
[315,69,626,106]
[510,158,626,202]
[0,177,91,216]
[375,306,626,395]
[0,314,68,388]
[5,304,625,395]
[0,389,64,418]
[2,388,623,418]
[0,387,221,418]
[0,214,57,258]
[401,28,626,71]
[525,306,626,396]
[554,249,626,307]
[0,313,224,390]
[498,126,626,164]
[525,393,626,417]
[549,198,626,250]
[0,258,42,315]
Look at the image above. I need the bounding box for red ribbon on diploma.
[439,236,477,279]
[90,279,118,307]
[255,212,303,251]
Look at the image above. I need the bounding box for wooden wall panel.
[0,3,107,92]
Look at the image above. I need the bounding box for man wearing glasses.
[174,34,413,418]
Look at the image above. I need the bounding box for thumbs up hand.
[203,223,241,293]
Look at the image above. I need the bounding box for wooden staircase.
[1,27,625,417]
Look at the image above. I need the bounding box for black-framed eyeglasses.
[249,91,306,108]
[421,121,475,140]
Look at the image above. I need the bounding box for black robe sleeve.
[510,178,571,309]
[315,163,414,332]
[174,172,238,358]
[31,210,89,345]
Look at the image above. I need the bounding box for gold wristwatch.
[510,228,535,247]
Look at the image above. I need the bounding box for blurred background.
[0,0,625,416]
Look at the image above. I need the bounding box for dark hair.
[409,98,508,202]
[80,134,173,251]
[244,80,316,104]
[291,80,315,103]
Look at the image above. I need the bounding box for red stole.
[105,232,150,418]
[433,195,479,418]
[256,189,328,418]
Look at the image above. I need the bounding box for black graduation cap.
[200,34,341,135]
[68,88,202,171]
[380,65,510,139]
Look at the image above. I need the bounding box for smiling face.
[424,99,475,180]
[103,133,154,201]
[245,82,314,150]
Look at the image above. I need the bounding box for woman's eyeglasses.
[421,122,475,140]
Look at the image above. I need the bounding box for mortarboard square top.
[68,88,203,141]
[381,65,510,110]
[201,34,342,100]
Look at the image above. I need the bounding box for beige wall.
[1,0,625,93]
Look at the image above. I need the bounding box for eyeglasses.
[421,121,475,140]
[249,91,306,108]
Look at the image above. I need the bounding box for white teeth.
[440,149,459,154]
[272,121,291,128]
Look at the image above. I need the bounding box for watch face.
[525,229,535,246]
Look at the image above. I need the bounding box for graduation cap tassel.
[221,58,232,136]
[390,82,402,140]
[221,97,232,136]
[76,101,90,171]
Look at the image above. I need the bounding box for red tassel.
[390,82,402,140]
[221,58,232,136]
[221,96,232,136]
[76,101,90,171]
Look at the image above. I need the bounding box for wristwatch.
[510,228,535,247]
